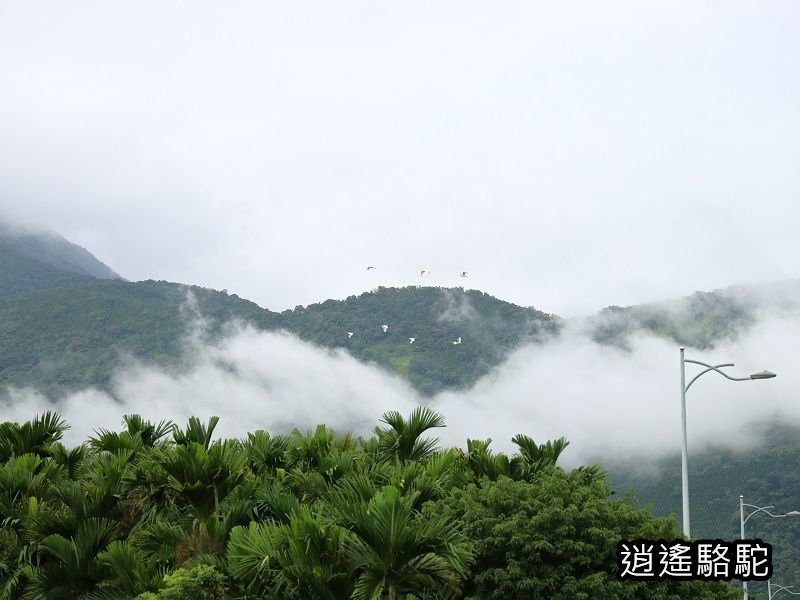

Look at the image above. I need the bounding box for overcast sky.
[1,2,799,316]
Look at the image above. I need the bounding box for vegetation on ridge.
[0,280,276,395]
[0,281,557,397]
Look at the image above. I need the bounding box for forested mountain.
[0,280,276,395]
[279,287,560,394]
[585,280,800,349]
[0,282,558,396]
[0,223,120,296]
[3,225,799,398]
[0,228,562,396]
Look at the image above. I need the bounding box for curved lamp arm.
[770,585,800,599]
[742,503,800,525]
[684,361,740,392]
[683,359,776,393]
[742,504,777,526]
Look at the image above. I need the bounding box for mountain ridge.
[0,222,121,297]
[2,225,800,395]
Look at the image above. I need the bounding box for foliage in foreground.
[0,409,738,599]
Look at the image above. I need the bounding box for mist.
[3,302,797,470]
[436,315,797,467]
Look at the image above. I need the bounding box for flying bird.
[366,266,376,270]
[460,271,468,278]
[453,337,462,345]
[382,324,389,333]
[420,270,429,277]
[409,337,416,344]
[347,332,354,338]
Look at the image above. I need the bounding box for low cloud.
[2,325,419,446]
[2,310,797,470]
[436,315,797,467]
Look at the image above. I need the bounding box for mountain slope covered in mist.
[280,286,560,394]
[2,226,800,397]
[0,223,120,296]
[0,282,559,396]
[0,279,277,394]
[586,280,800,349]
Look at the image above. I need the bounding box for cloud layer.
[4,310,797,469]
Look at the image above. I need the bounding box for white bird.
[366,266,376,270]
[460,271,468,278]
[420,269,429,277]
[453,336,462,345]
[347,332,354,338]
[409,337,416,344]
[382,324,389,333]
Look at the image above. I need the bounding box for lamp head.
[783,510,800,516]
[750,370,777,380]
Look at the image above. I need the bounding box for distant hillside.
[0,227,566,395]
[0,283,559,397]
[0,279,277,395]
[277,286,561,394]
[605,423,800,597]
[585,280,800,348]
[0,223,120,297]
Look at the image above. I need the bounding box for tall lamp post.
[739,496,800,600]
[679,347,776,538]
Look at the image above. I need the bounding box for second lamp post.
[679,347,776,538]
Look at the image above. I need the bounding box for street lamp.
[769,583,800,599]
[739,496,800,600]
[679,347,776,538]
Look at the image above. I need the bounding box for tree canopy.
[0,409,741,599]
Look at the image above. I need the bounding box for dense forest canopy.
[0,410,740,599]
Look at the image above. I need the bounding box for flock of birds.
[343,266,470,346]
[346,326,462,345]
[366,266,469,279]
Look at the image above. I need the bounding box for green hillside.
[0,280,277,395]
[3,224,798,399]
[0,283,559,397]
[586,281,800,348]
[278,286,560,394]
[0,223,120,297]
[0,239,96,297]
[0,234,564,396]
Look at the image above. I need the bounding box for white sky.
[1,1,799,315]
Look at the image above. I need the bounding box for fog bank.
[3,313,797,468]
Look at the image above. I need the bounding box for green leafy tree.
[0,412,68,462]
[227,508,353,599]
[375,408,445,463]
[427,472,739,599]
[335,485,474,600]
[135,564,227,600]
